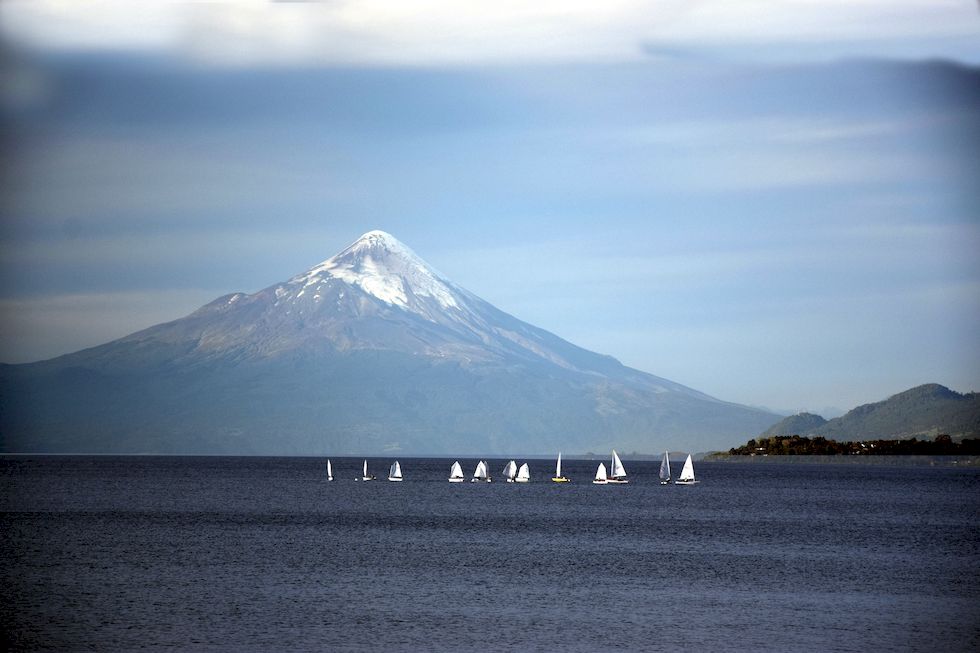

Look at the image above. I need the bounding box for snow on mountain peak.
[289,230,460,312]
[349,230,405,251]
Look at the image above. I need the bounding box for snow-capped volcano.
[171,229,492,362]
[1,230,778,455]
[184,229,622,370]
[288,230,461,315]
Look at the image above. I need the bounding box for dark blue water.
[2,456,978,651]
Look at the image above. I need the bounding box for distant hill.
[761,412,828,437]
[756,384,980,441]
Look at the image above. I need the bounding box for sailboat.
[326,458,333,481]
[502,460,518,483]
[471,460,491,483]
[387,460,403,482]
[448,460,465,483]
[360,459,375,481]
[551,451,570,483]
[592,462,608,484]
[659,451,671,485]
[674,454,699,485]
[515,462,530,483]
[607,450,629,484]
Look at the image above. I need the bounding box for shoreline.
[706,454,979,466]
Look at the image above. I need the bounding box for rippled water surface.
[2,456,978,651]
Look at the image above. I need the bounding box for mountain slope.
[811,384,980,441]
[0,231,777,454]
[755,384,980,441]
[760,412,828,437]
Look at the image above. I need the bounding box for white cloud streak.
[1,1,977,65]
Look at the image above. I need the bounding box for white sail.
[449,460,465,481]
[472,460,487,480]
[363,459,368,477]
[610,450,627,479]
[659,452,670,482]
[515,462,530,482]
[388,460,402,480]
[326,459,333,481]
[678,454,696,482]
[503,460,517,481]
[593,462,608,483]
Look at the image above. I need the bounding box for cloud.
[2,1,978,65]
[2,129,352,223]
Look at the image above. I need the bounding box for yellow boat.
[551,451,571,483]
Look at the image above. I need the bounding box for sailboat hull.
[387,477,403,482]
[606,478,629,484]
[592,479,608,484]
[448,477,464,483]
[674,479,699,485]
[551,477,570,483]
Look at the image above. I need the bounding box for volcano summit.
[0,231,776,454]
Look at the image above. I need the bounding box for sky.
[1,1,978,416]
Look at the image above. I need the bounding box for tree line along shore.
[721,433,980,457]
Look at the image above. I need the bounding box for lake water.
[2,456,978,651]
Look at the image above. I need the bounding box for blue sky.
[1,1,978,415]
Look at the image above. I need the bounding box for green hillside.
[754,383,979,443]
